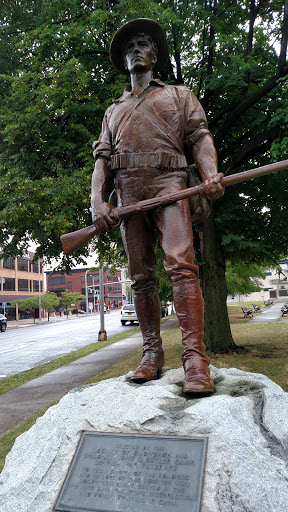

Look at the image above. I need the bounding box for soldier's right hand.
[92,202,118,233]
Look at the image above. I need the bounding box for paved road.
[0,311,137,378]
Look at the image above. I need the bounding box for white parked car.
[120,304,138,325]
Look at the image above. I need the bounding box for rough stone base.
[0,366,287,512]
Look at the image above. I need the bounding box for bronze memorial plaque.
[54,432,207,512]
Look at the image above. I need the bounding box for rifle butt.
[61,224,97,255]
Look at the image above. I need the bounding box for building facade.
[0,253,44,320]
[46,268,123,312]
[227,257,288,303]
[264,257,288,300]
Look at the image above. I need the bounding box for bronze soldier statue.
[91,18,224,395]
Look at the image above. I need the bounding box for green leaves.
[0,0,287,274]
[60,291,85,308]
[225,261,267,297]
[11,292,60,311]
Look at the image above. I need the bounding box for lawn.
[0,309,287,473]
[85,320,288,393]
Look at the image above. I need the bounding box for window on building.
[67,281,72,290]
[279,289,288,297]
[48,276,66,286]
[31,261,42,273]
[81,288,86,296]
[3,277,15,291]
[18,279,29,291]
[33,280,43,292]
[87,274,99,283]
[17,258,29,272]
[3,257,15,270]
[81,276,85,283]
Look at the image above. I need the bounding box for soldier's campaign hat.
[109,18,169,75]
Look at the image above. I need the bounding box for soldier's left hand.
[202,173,224,200]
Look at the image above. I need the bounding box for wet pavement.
[0,317,178,435]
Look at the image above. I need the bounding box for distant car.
[78,310,85,314]
[0,314,7,332]
[120,304,138,325]
[161,302,169,317]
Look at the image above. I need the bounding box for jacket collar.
[113,79,165,103]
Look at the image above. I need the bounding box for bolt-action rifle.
[60,159,288,255]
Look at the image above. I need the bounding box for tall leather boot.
[130,279,164,383]
[172,275,214,395]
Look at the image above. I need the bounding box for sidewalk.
[0,317,178,435]
[249,302,287,323]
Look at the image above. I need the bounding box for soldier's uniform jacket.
[93,79,214,173]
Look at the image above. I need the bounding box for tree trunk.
[197,211,237,353]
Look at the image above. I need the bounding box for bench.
[242,307,253,318]
[252,304,262,313]
[264,300,274,307]
[281,304,288,317]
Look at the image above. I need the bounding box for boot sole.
[130,368,162,384]
[183,386,214,396]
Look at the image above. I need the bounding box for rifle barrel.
[223,159,288,187]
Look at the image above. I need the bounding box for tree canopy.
[225,261,267,297]
[1,0,288,351]
[11,291,60,311]
[60,291,85,308]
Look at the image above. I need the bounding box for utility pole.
[98,268,107,341]
[38,259,42,324]
[85,270,89,313]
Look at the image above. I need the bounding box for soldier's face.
[124,34,157,74]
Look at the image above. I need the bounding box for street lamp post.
[85,270,89,313]
[98,268,107,341]
[38,259,42,324]
[89,274,96,312]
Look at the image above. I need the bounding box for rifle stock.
[60,159,288,255]
[61,224,99,256]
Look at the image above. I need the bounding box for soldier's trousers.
[115,166,207,364]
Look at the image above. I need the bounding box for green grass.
[0,315,287,473]
[85,321,288,393]
[213,322,288,392]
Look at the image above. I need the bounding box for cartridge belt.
[111,152,187,171]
